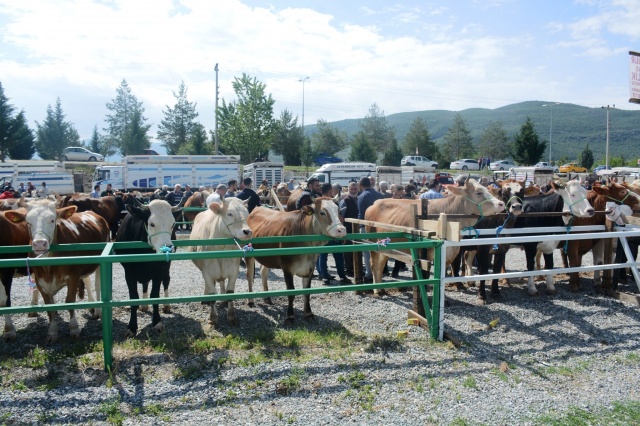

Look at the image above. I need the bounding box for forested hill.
[306,101,640,162]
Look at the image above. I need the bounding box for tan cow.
[246,197,346,323]
[189,198,253,328]
[364,178,506,295]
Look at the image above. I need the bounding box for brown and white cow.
[0,209,31,341]
[246,197,346,323]
[4,199,110,343]
[61,194,125,240]
[189,198,252,328]
[364,178,506,295]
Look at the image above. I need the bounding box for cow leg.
[523,244,539,296]
[475,246,490,305]
[542,253,556,295]
[226,269,240,326]
[246,258,256,307]
[162,269,171,314]
[464,250,478,288]
[125,275,140,338]
[92,268,102,319]
[591,239,605,287]
[260,265,272,305]
[39,291,60,344]
[140,281,150,312]
[65,285,80,340]
[370,252,386,296]
[284,272,296,324]
[491,252,505,297]
[150,277,164,333]
[203,272,219,328]
[1,272,16,341]
[28,287,40,317]
[301,275,315,322]
[566,243,582,292]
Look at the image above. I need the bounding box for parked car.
[143,149,159,155]
[62,146,104,162]
[593,165,611,174]
[449,159,480,171]
[315,154,343,166]
[534,162,559,172]
[401,155,438,169]
[489,159,517,171]
[559,163,588,173]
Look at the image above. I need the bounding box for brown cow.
[566,182,640,291]
[0,209,30,341]
[5,199,110,343]
[246,197,346,323]
[183,191,208,225]
[364,178,506,295]
[285,188,304,211]
[61,194,125,239]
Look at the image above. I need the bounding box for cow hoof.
[153,322,165,333]
[373,289,386,298]
[475,298,486,306]
[162,305,172,314]
[284,318,295,326]
[28,312,39,318]
[92,308,102,319]
[140,305,149,313]
[228,317,238,327]
[304,314,317,323]
[247,300,255,308]
[206,321,218,330]
[45,334,58,345]
[528,290,539,297]
[70,329,80,340]
[546,288,557,296]
[264,297,273,305]
[125,329,137,339]
[3,331,16,342]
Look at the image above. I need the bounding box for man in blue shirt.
[419,179,444,199]
[357,176,384,283]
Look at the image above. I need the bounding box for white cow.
[189,198,252,328]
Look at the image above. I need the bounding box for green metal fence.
[0,232,443,370]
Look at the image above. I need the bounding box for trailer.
[92,155,241,191]
[242,162,284,186]
[0,160,75,195]
[509,167,555,186]
[309,162,377,187]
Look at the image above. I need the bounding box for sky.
[1,0,639,146]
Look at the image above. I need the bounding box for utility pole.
[601,104,615,169]
[214,63,219,155]
[299,77,309,132]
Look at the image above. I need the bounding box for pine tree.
[120,108,151,156]
[360,103,394,152]
[579,144,594,170]
[478,121,509,160]
[104,80,149,156]
[35,98,79,160]
[511,117,547,165]
[441,113,474,162]
[272,109,303,166]
[7,110,36,160]
[382,138,403,166]
[157,81,199,155]
[179,123,211,155]
[310,119,347,157]
[0,82,16,161]
[402,117,438,159]
[348,131,377,163]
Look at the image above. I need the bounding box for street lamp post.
[542,102,560,163]
[299,77,309,133]
[601,105,615,169]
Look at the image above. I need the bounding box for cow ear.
[444,184,463,196]
[524,186,541,197]
[4,210,25,223]
[127,204,150,219]
[57,205,77,219]
[208,201,222,214]
[488,186,500,197]
[303,205,315,215]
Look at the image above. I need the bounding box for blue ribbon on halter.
[25,257,37,292]
[493,212,512,249]
[377,237,391,251]
[462,226,480,238]
[242,243,254,258]
[159,245,172,262]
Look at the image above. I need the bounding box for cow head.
[593,181,640,210]
[208,198,253,240]
[5,199,77,255]
[444,179,506,216]
[495,178,526,215]
[125,199,178,252]
[304,197,347,238]
[550,180,594,218]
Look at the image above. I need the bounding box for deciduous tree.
[272,109,303,166]
[157,81,199,155]
[217,74,276,163]
[178,123,211,155]
[478,121,509,160]
[348,130,377,163]
[310,119,347,157]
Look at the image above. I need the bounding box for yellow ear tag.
[12,216,20,222]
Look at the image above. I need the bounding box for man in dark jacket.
[236,177,261,212]
[339,181,360,277]
[357,176,384,283]
[295,177,322,210]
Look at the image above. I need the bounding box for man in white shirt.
[206,183,228,206]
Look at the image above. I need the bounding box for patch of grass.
[491,367,509,383]
[450,418,471,426]
[534,401,640,425]
[462,375,477,389]
[364,334,404,353]
[624,352,640,364]
[97,397,125,426]
[144,402,171,421]
[24,347,50,368]
[12,381,28,391]
[36,411,57,423]
[275,367,305,395]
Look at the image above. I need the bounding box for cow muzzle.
[328,224,347,238]
[509,203,523,215]
[32,238,49,255]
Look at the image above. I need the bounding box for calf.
[5,199,109,343]
[246,197,346,323]
[189,198,252,328]
[115,200,181,337]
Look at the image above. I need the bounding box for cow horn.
[50,190,62,206]
[133,197,149,210]
[171,195,187,213]
[18,193,27,208]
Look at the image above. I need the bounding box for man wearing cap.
[236,177,261,213]
[206,184,228,206]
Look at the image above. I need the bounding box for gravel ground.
[1,233,640,425]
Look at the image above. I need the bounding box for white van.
[400,155,437,170]
[309,162,377,187]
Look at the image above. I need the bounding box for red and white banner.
[630,51,640,104]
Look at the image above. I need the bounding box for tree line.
[0,76,601,168]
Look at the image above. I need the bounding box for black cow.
[115,199,182,337]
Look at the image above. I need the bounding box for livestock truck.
[308,162,377,187]
[242,162,284,187]
[376,166,447,187]
[92,155,241,191]
[0,160,75,195]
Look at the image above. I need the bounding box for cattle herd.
[0,177,639,344]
